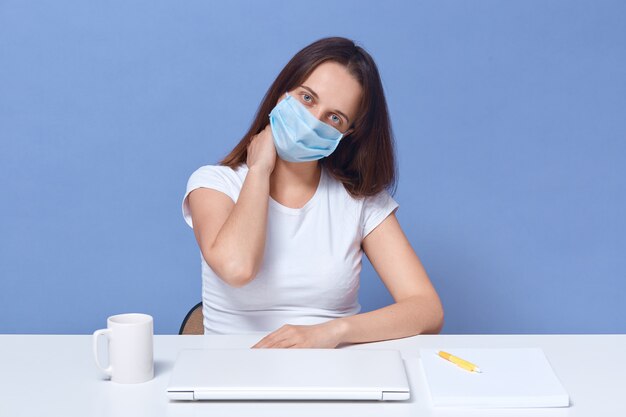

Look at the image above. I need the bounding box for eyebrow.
[301,85,351,124]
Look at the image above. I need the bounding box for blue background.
[1,1,624,334]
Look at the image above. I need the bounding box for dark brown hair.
[220,36,397,197]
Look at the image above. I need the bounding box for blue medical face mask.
[269,92,345,162]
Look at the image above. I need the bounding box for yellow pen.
[438,351,482,373]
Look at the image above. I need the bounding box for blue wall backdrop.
[1,1,625,334]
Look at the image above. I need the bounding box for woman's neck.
[269,159,321,207]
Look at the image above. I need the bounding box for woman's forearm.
[211,166,270,286]
[334,295,444,345]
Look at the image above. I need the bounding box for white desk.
[0,334,624,416]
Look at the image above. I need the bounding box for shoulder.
[360,188,399,239]
[188,163,248,186]
[324,168,395,209]
[182,164,249,228]
[185,164,249,198]
[323,170,399,239]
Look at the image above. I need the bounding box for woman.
[182,37,444,348]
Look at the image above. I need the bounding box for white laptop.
[167,348,410,401]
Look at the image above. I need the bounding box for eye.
[330,114,341,125]
[302,93,313,103]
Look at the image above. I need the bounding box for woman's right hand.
[247,124,277,175]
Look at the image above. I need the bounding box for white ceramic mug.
[92,313,154,384]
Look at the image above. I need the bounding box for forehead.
[300,61,362,121]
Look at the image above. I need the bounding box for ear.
[343,127,354,137]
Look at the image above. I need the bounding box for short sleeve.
[360,189,399,239]
[181,165,239,228]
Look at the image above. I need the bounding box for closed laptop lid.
[167,348,410,401]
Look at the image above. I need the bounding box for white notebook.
[419,348,569,408]
[167,349,410,401]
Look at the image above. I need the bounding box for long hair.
[220,37,397,198]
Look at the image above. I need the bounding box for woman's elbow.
[200,249,257,288]
[432,306,445,334]
[430,297,445,334]
[217,262,258,288]
[419,296,444,335]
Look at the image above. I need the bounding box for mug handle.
[92,328,113,377]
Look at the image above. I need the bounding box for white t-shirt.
[182,163,399,335]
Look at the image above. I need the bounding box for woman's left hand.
[251,321,346,349]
